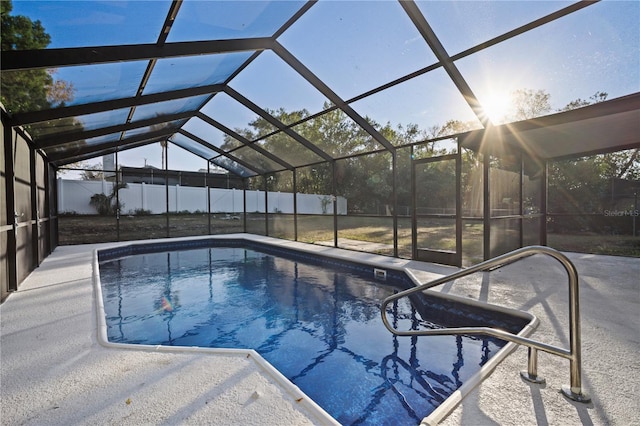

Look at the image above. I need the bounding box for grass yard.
[58,214,244,244]
[548,233,640,257]
[58,214,638,260]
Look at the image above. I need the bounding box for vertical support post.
[115,149,120,241]
[566,257,586,399]
[30,146,39,266]
[520,347,545,384]
[51,165,59,248]
[455,148,462,267]
[3,121,18,292]
[164,143,169,237]
[293,168,298,241]
[332,161,338,248]
[207,162,211,235]
[562,254,590,402]
[392,151,398,257]
[264,175,269,236]
[483,153,491,260]
[541,160,548,246]
[43,158,51,255]
[519,153,524,247]
[242,178,247,233]
[176,184,181,212]
[410,146,417,260]
[528,347,538,377]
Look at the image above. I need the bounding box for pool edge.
[91,242,340,426]
[92,234,539,426]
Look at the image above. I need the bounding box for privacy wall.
[1,112,54,301]
[57,179,347,215]
[1,115,7,300]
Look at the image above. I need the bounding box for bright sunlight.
[479,91,513,125]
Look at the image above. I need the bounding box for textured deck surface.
[1,235,638,425]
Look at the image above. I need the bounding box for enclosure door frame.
[411,153,462,267]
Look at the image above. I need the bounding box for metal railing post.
[521,347,544,384]
[380,245,591,403]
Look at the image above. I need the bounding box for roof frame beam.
[9,84,224,126]
[52,140,152,167]
[345,2,597,114]
[272,42,396,153]
[273,1,317,39]
[158,0,183,45]
[459,92,640,160]
[47,128,175,162]
[120,1,186,147]
[223,86,334,162]
[37,110,195,148]
[53,136,249,180]
[196,112,293,170]
[1,38,273,71]
[399,0,489,128]
[449,1,598,63]
[177,129,263,175]
[259,1,598,142]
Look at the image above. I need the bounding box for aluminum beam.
[2,38,273,71]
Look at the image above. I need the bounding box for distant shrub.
[90,193,114,215]
[89,182,127,215]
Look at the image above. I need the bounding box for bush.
[89,193,114,215]
[89,182,127,215]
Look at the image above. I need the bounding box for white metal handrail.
[380,245,591,403]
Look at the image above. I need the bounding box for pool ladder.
[380,245,591,403]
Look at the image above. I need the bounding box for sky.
[9,0,640,176]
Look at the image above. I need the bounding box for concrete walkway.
[1,236,639,425]
[413,251,640,425]
[0,240,334,426]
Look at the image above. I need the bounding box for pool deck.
[1,234,638,425]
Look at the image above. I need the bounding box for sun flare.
[480,91,512,124]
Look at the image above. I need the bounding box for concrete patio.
[1,235,638,425]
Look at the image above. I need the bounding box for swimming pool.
[96,237,534,425]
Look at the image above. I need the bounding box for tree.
[224,104,403,213]
[224,85,637,223]
[548,91,639,235]
[1,0,52,113]
[580,92,638,181]
[0,0,49,49]
[554,91,638,181]
[80,163,105,180]
[1,0,76,124]
[2,0,85,175]
[510,88,551,120]
[559,91,608,113]
[227,102,488,215]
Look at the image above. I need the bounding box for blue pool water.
[99,242,524,425]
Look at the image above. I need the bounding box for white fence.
[57,179,347,215]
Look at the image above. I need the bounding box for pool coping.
[92,238,340,425]
[92,234,539,425]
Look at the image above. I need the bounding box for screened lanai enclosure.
[1,0,639,300]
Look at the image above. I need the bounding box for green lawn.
[58,214,638,260]
[547,233,640,257]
